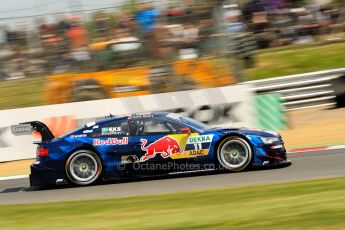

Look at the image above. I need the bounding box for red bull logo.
[140,136,183,161]
[93,137,128,146]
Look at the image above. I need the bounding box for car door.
[128,117,190,174]
[90,119,132,172]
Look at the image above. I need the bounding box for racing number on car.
[193,143,202,150]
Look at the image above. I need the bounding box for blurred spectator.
[95,12,110,38]
[183,23,199,44]
[135,4,160,58]
[135,4,159,34]
[6,28,20,48]
[224,4,257,69]
[0,25,10,80]
[0,25,6,46]
[66,16,90,70]
[224,4,247,33]
[198,19,215,55]
[67,16,88,48]
[271,10,295,45]
[56,14,71,39]
[116,11,137,32]
[0,0,344,81]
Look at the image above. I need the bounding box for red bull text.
[93,137,128,146]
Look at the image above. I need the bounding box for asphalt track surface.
[0,149,344,205]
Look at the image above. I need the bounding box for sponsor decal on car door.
[140,134,214,161]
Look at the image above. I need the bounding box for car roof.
[130,112,170,118]
[97,112,172,124]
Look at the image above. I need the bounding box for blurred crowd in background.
[0,0,345,81]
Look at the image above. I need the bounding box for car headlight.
[260,137,280,144]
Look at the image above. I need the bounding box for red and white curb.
[288,145,345,153]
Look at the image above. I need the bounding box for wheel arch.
[214,133,254,161]
[64,143,104,185]
[64,144,104,173]
[66,143,102,160]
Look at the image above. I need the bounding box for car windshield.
[178,116,210,131]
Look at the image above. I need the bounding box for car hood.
[205,127,279,138]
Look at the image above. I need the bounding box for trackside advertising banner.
[0,85,254,162]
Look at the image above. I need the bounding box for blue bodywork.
[29,112,288,186]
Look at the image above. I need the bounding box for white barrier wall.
[0,84,254,162]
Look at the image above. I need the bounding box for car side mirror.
[181,127,191,135]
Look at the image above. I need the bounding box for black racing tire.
[216,136,252,172]
[65,150,102,186]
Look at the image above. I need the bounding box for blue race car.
[11,112,290,187]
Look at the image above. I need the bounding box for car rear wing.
[11,121,55,141]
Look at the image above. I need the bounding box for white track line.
[328,145,345,150]
[0,175,29,181]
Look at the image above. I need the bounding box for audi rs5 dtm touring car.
[11,112,290,186]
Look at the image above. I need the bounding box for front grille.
[264,142,287,161]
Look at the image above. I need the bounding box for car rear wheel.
[217,137,252,171]
[66,150,102,186]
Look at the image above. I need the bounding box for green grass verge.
[245,42,345,80]
[1,41,345,110]
[0,77,46,110]
[0,177,344,230]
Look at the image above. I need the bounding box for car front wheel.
[217,137,252,171]
[66,150,102,186]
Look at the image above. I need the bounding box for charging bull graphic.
[140,136,183,161]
